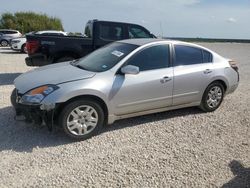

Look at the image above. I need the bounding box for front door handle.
[204,69,212,74]
[160,76,172,83]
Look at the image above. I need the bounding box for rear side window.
[128,26,151,38]
[0,30,17,34]
[127,45,170,71]
[174,45,213,66]
[174,45,203,66]
[9,31,18,34]
[99,24,123,40]
[203,50,213,63]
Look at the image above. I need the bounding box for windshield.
[75,42,138,72]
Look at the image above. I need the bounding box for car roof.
[119,38,182,46]
[0,29,19,32]
[36,30,66,34]
[118,38,212,51]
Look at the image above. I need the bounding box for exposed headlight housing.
[20,85,59,104]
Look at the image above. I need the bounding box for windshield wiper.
[70,59,79,65]
[76,64,88,71]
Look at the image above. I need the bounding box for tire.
[21,43,27,53]
[200,82,225,112]
[59,99,104,140]
[55,56,75,63]
[10,88,22,116]
[0,40,9,47]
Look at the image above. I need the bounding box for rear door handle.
[160,76,172,83]
[204,69,212,74]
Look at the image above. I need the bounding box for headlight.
[12,40,21,44]
[20,85,59,104]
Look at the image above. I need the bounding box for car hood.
[14,61,96,94]
[12,37,26,41]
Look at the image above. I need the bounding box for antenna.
[160,21,163,38]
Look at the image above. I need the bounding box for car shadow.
[0,51,21,54]
[103,107,203,133]
[0,73,22,86]
[0,105,203,153]
[0,106,72,152]
[0,47,11,50]
[222,160,250,188]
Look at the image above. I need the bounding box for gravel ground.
[0,44,249,187]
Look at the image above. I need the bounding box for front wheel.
[0,40,9,47]
[21,43,27,53]
[200,82,225,112]
[59,99,104,140]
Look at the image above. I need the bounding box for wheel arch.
[207,79,228,92]
[56,94,109,125]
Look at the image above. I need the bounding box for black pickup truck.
[25,19,155,66]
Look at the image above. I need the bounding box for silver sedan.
[12,39,239,140]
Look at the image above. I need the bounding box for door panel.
[173,63,214,105]
[110,68,173,115]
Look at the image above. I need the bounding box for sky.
[0,0,250,39]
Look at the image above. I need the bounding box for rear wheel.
[0,40,8,47]
[200,82,225,112]
[59,99,104,140]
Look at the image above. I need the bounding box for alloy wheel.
[206,86,223,109]
[66,105,98,136]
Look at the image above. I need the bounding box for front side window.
[75,42,138,72]
[174,45,203,66]
[126,45,170,71]
[128,26,151,38]
[99,24,123,40]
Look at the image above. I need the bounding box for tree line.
[0,12,64,34]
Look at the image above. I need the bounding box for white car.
[11,37,27,53]
[10,31,68,53]
[35,30,68,36]
[0,29,22,46]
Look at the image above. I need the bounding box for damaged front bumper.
[14,102,56,131]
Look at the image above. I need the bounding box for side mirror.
[121,65,140,75]
[151,33,157,38]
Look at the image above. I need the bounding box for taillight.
[229,60,239,72]
[229,60,239,81]
[26,40,39,55]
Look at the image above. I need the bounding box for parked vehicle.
[35,30,68,36]
[11,37,27,53]
[0,29,22,46]
[10,31,67,53]
[25,19,155,66]
[11,39,239,140]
